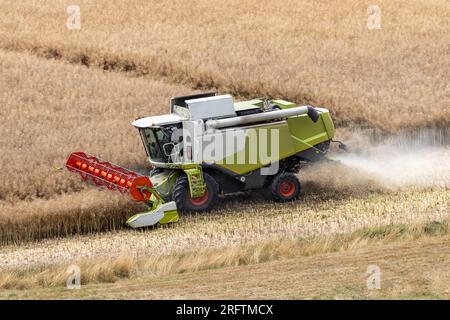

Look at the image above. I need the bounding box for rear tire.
[173,172,219,213]
[269,172,301,202]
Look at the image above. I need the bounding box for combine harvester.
[67,93,344,228]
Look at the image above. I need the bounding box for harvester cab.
[66,93,339,228]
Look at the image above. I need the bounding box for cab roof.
[132,114,187,128]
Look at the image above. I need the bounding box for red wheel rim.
[189,189,209,206]
[279,180,296,197]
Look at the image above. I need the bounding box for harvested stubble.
[1,217,448,290]
[1,188,448,270]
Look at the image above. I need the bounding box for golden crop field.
[0,50,192,242]
[1,0,449,131]
[0,0,449,299]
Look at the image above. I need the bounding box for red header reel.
[66,151,153,202]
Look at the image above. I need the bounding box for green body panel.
[218,122,294,174]
[216,111,335,175]
[234,99,264,111]
[158,209,179,224]
[184,165,206,197]
[150,165,206,200]
[271,99,296,109]
[146,161,210,171]
[321,112,335,139]
[126,202,179,227]
[125,188,178,227]
[287,114,329,149]
[150,169,180,199]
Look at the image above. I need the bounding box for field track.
[2,234,450,299]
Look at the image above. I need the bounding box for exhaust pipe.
[205,105,320,129]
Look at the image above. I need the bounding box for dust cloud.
[333,129,450,189]
[335,147,449,188]
[299,129,449,194]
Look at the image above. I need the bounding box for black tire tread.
[269,172,301,202]
[173,172,219,213]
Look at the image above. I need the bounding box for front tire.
[173,172,219,213]
[269,172,301,202]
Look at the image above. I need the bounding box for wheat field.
[0,0,449,298]
[0,50,194,243]
[1,0,449,131]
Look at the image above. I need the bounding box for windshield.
[140,127,173,163]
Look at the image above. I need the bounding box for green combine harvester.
[66,93,344,228]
